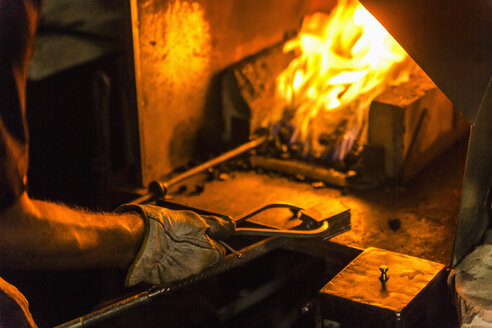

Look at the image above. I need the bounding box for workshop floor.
[172,138,468,265]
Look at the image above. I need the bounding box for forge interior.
[3,0,491,327]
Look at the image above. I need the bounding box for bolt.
[379,265,389,282]
[301,303,311,314]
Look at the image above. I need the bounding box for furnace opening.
[222,0,469,188]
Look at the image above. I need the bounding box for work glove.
[116,204,236,287]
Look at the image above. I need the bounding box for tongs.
[152,199,345,257]
[232,203,330,238]
[216,202,336,258]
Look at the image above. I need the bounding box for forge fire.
[7,0,489,327]
[268,0,416,163]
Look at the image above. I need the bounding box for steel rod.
[235,221,329,238]
[236,203,302,224]
[130,136,267,203]
[155,136,267,195]
[129,192,156,204]
[53,236,287,328]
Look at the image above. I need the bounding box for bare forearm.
[0,193,144,270]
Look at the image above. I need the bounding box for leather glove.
[116,204,236,287]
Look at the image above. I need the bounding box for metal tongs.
[216,202,334,258]
[232,203,330,238]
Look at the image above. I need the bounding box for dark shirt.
[0,0,39,208]
[0,0,42,327]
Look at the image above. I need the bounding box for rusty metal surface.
[130,0,337,185]
[320,247,445,313]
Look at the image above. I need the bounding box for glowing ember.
[268,0,416,162]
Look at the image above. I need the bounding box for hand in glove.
[116,204,236,286]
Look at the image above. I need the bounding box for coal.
[191,184,205,195]
[311,181,326,189]
[218,173,232,181]
[295,174,306,182]
[388,218,401,231]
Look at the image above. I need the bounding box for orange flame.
[270,0,415,161]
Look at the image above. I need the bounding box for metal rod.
[236,203,302,224]
[218,240,243,258]
[129,192,156,204]
[156,136,267,194]
[53,236,287,328]
[250,155,348,188]
[130,136,267,203]
[235,221,329,238]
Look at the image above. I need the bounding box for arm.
[0,192,144,270]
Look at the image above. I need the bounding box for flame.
[270,0,415,161]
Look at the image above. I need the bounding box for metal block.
[319,247,447,328]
